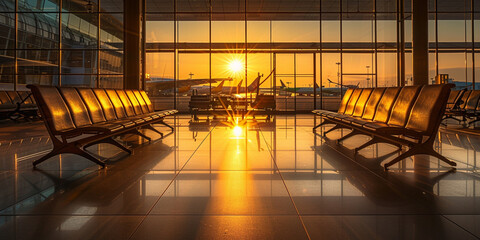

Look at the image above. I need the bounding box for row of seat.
[313,84,456,170]
[0,90,38,120]
[443,89,480,126]
[27,84,177,167]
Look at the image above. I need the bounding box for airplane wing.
[147,78,232,91]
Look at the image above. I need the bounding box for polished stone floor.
[0,114,479,239]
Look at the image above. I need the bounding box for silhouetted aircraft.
[279,80,343,96]
[327,79,360,89]
[146,74,232,95]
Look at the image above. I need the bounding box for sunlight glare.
[229,59,244,74]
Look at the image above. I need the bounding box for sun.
[228,59,244,74]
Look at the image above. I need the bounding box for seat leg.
[33,147,63,167]
[323,124,346,136]
[144,124,164,138]
[158,120,174,132]
[384,144,456,170]
[467,117,480,127]
[83,137,132,154]
[102,138,132,154]
[33,144,106,168]
[354,138,377,153]
[313,118,332,131]
[336,130,362,144]
[133,129,152,142]
[354,137,402,154]
[71,147,106,168]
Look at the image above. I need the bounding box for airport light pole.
[335,62,341,89]
[366,65,370,88]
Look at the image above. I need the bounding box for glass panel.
[405,52,413,86]
[62,13,98,49]
[321,53,341,110]
[101,13,123,49]
[249,53,273,93]
[342,16,374,43]
[146,17,174,43]
[177,0,209,12]
[475,18,480,43]
[429,52,436,84]
[212,20,245,43]
[19,0,59,11]
[145,52,174,96]
[438,53,467,88]
[437,14,467,45]
[247,21,270,43]
[248,0,319,12]
[438,0,470,12]
[100,0,123,13]
[0,76,14,90]
[61,74,97,87]
[0,13,15,49]
[99,75,123,88]
[476,53,480,89]
[377,53,397,87]
[100,50,123,74]
[377,17,396,43]
[214,0,245,13]
[0,0,15,12]
[61,50,97,74]
[322,0,340,12]
[178,21,209,43]
[17,13,59,49]
[377,0,396,12]
[18,75,59,86]
[63,0,99,12]
[146,0,174,13]
[17,50,59,75]
[273,21,319,43]
[322,14,340,43]
[342,0,374,13]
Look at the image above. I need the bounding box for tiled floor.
[0,114,479,239]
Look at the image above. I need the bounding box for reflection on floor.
[0,114,479,239]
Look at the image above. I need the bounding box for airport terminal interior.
[0,0,480,239]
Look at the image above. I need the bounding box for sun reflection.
[233,125,243,137]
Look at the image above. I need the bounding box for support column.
[412,0,429,85]
[124,0,142,89]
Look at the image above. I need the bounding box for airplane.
[145,73,232,95]
[278,80,344,96]
[187,79,226,95]
[219,72,266,95]
[327,79,360,89]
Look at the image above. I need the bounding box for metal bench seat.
[313,84,455,170]
[27,85,177,168]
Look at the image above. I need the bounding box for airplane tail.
[280,80,286,88]
[247,75,261,93]
[314,82,320,88]
[237,79,243,88]
[212,80,225,93]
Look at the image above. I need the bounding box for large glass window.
[139,0,480,112]
[1,0,124,90]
